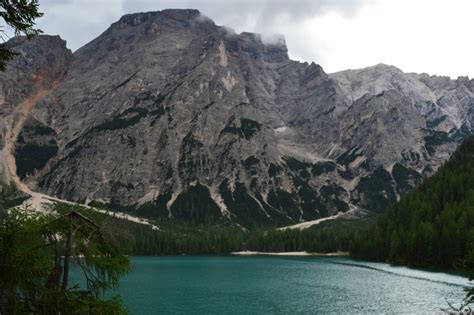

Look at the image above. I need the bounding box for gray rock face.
[0,35,71,186]
[1,9,474,227]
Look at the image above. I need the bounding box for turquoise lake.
[73,256,471,314]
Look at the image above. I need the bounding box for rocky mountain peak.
[331,63,437,103]
[111,8,214,33]
[0,35,72,106]
[1,9,474,228]
[117,9,201,26]
[3,35,72,82]
[6,34,68,51]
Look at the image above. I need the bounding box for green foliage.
[135,193,171,218]
[56,197,375,258]
[355,166,396,212]
[128,221,245,255]
[452,124,472,143]
[284,157,312,180]
[0,208,52,313]
[267,189,300,219]
[239,118,262,139]
[96,205,373,256]
[336,146,363,166]
[268,163,282,177]
[222,117,262,140]
[284,158,338,179]
[0,44,15,71]
[14,143,58,179]
[319,184,349,212]
[73,203,244,255]
[0,185,28,213]
[282,157,345,218]
[245,217,375,253]
[177,132,206,182]
[311,161,337,176]
[426,115,447,129]
[291,175,326,220]
[0,0,43,70]
[22,121,56,135]
[424,130,452,155]
[93,108,148,132]
[351,135,474,275]
[0,205,130,314]
[243,156,260,175]
[14,118,59,179]
[392,162,422,195]
[219,180,271,228]
[170,184,221,224]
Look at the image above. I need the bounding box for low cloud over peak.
[36,0,473,78]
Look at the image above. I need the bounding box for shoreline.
[230,251,349,257]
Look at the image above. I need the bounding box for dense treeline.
[126,222,245,255]
[110,216,374,256]
[79,205,374,255]
[53,205,245,255]
[65,200,372,255]
[62,200,371,255]
[351,136,474,270]
[245,218,373,253]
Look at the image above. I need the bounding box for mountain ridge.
[1,9,473,228]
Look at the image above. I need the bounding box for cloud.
[38,0,123,50]
[36,0,373,50]
[118,0,374,67]
[32,0,474,78]
[120,0,373,34]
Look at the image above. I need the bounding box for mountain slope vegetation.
[350,135,474,270]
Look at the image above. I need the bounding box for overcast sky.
[32,0,474,78]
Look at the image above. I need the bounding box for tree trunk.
[46,242,62,289]
[61,218,73,290]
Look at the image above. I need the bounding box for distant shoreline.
[230,251,349,257]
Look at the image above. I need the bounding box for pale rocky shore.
[231,251,349,256]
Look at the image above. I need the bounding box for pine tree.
[0,205,130,314]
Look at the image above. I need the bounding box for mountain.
[0,35,72,204]
[0,9,473,228]
[350,134,474,270]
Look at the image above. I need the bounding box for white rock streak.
[277,212,344,230]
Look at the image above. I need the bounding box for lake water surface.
[74,256,471,314]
